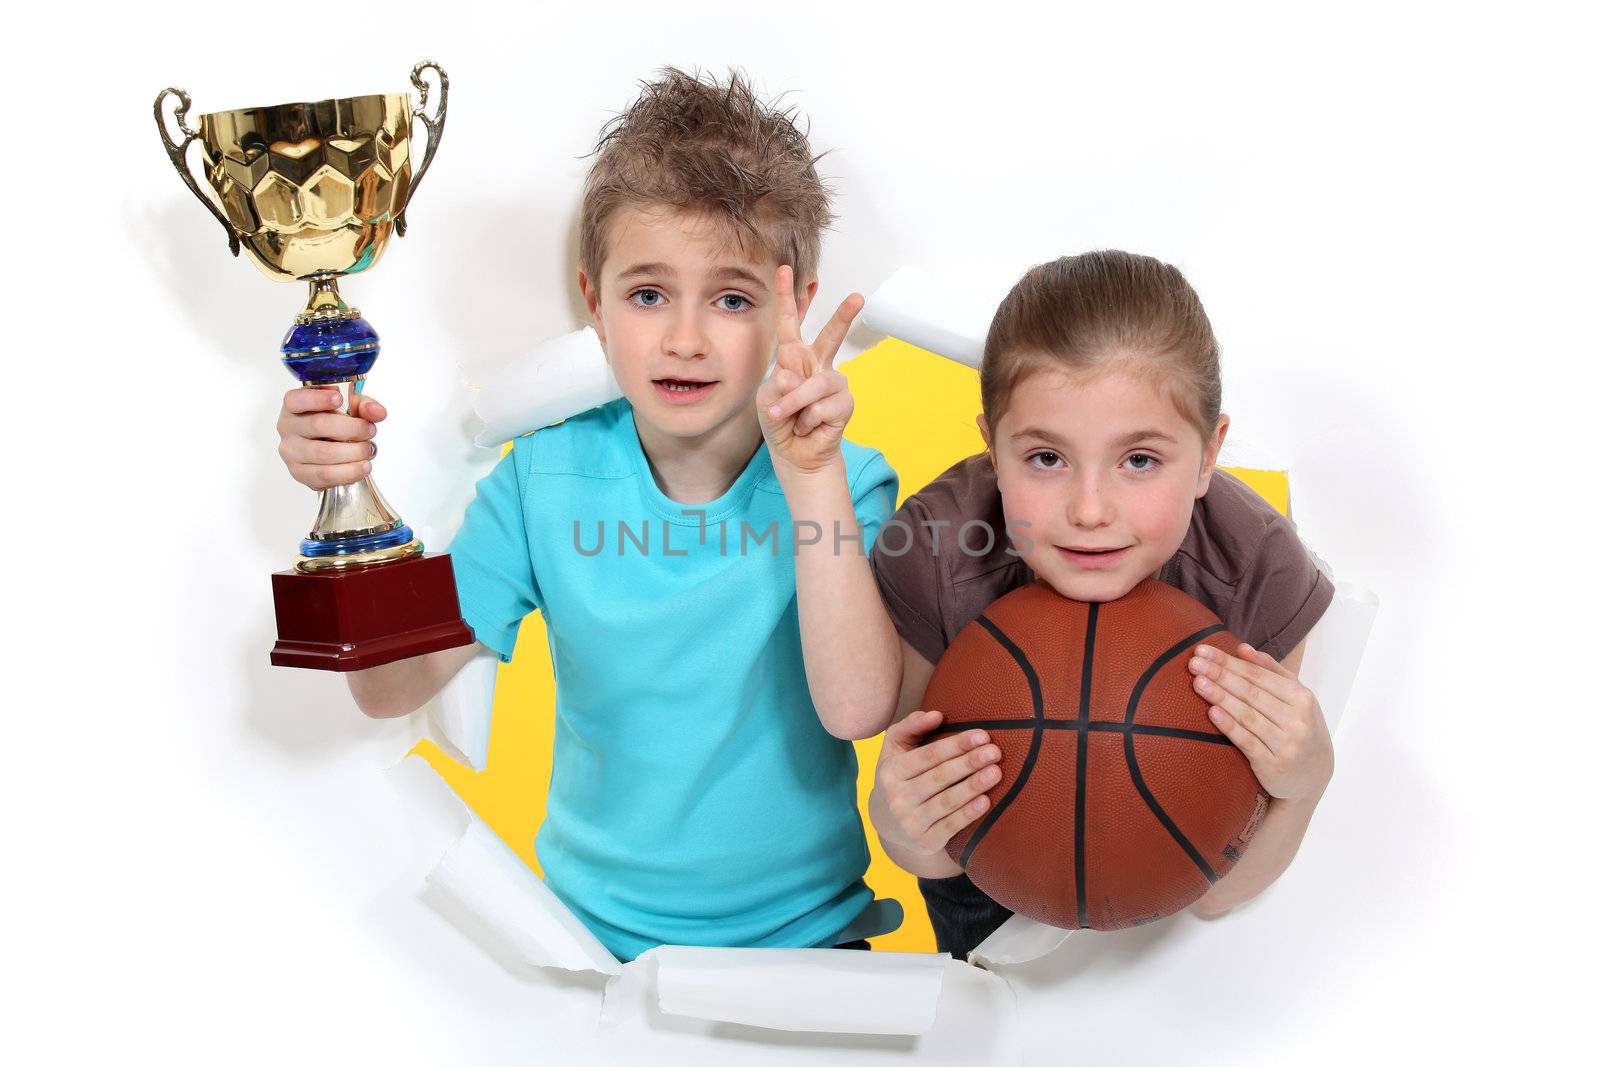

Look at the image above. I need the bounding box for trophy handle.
[153,87,240,258]
[395,60,449,238]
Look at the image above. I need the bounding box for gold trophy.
[154,62,474,670]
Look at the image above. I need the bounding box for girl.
[866,250,1336,959]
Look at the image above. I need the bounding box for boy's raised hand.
[1187,643,1334,801]
[756,264,865,476]
[874,709,1003,860]
[276,386,385,490]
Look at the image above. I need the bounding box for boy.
[275,70,902,961]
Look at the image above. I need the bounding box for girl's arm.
[869,641,999,878]
[1187,639,1335,917]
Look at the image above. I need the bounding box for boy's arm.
[346,640,488,720]
[1188,639,1334,917]
[276,385,518,722]
[759,266,901,740]
[779,466,902,739]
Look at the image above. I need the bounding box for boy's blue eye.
[629,287,664,308]
[717,293,751,312]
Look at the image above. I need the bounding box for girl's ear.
[1195,413,1230,497]
[977,412,994,453]
[578,268,606,346]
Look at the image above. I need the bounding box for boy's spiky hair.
[579,68,834,284]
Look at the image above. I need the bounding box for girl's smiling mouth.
[1056,545,1130,569]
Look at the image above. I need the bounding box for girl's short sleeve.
[1233,513,1335,661]
[869,493,951,668]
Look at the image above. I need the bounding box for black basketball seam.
[956,615,1045,869]
[927,721,1232,745]
[1122,624,1228,885]
[1074,602,1098,929]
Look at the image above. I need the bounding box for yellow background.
[409,339,1289,953]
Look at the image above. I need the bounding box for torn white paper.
[968,914,1075,969]
[861,265,1012,367]
[473,327,619,447]
[427,647,499,772]
[650,945,946,1035]
[1298,583,1379,736]
[427,816,624,976]
[595,953,1019,1062]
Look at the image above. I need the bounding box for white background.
[6,1,1595,1062]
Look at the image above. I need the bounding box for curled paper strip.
[968,915,1076,969]
[650,945,946,1035]
[427,648,498,771]
[1296,582,1379,736]
[426,815,624,977]
[861,265,1014,367]
[473,327,619,447]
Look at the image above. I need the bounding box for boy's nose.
[662,311,708,360]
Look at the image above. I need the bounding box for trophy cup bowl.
[155,63,475,671]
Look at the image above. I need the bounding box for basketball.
[922,579,1270,930]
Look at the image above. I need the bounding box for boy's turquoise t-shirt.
[446,397,899,961]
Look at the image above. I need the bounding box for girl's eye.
[1027,450,1064,470]
[629,287,664,308]
[716,293,751,312]
[1125,452,1160,472]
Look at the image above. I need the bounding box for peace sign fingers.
[811,291,865,370]
[774,264,803,347]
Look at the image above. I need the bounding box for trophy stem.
[280,291,422,573]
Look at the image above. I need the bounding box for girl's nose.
[1066,475,1113,528]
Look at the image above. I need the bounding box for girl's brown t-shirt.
[870,454,1335,669]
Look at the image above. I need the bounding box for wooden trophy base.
[270,552,476,671]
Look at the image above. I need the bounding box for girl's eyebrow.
[1012,425,1067,446]
[1113,429,1179,447]
[1011,426,1178,447]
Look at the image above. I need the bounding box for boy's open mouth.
[653,378,716,403]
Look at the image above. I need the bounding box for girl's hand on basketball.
[1187,643,1334,801]
[757,265,864,477]
[874,710,1003,857]
[276,386,385,491]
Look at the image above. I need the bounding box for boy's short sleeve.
[850,450,899,556]
[446,448,543,662]
[869,493,950,668]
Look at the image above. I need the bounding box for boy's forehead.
[603,205,777,283]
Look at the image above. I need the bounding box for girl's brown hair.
[980,250,1222,439]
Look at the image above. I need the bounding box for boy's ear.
[794,277,819,323]
[578,268,606,345]
[1195,413,1230,497]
